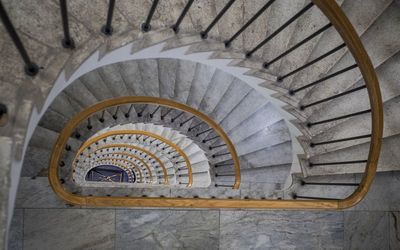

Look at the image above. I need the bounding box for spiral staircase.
[1,0,400,248]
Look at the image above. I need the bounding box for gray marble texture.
[115,209,219,250]
[7,209,23,250]
[220,210,343,250]
[23,209,115,250]
[344,211,388,250]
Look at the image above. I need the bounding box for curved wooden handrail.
[48,1,382,209]
[90,161,135,183]
[95,149,154,184]
[72,130,193,186]
[311,0,383,209]
[94,157,143,183]
[51,97,240,189]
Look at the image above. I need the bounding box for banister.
[47,0,382,209]
[312,0,383,209]
[72,130,191,186]
[89,160,135,183]
[95,147,155,184]
[93,157,143,183]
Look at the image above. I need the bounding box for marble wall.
[8,171,400,250]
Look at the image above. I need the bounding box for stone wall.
[7,171,400,250]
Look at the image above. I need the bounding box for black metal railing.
[300,84,365,110]
[142,0,159,32]
[278,43,346,82]
[201,0,236,39]
[101,0,115,35]
[0,2,39,76]
[171,0,194,33]
[309,160,367,167]
[246,2,314,58]
[310,134,371,147]
[307,109,370,127]
[59,0,75,48]
[224,0,276,48]
[263,23,332,68]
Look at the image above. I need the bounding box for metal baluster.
[200,0,236,39]
[101,0,115,35]
[142,0,159,32]
[224,0,276,48]
[0,2,39,76]
[246,2,314,58]
[59,0,75,48]
[171,0,195,33]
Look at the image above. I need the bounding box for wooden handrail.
[72,130,193,186]
[48,0,382,208]
[91,161,135,183]
[311,0,383,209]
[95,149,154,184]
[94,157,143,184]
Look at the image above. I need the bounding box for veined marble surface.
[8,172,400,250]
[23,209,115,250]
[115,209,219,250]
[220,210,343,250]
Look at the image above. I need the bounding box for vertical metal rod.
[171,0,195,33]
[137,105,147,117]
[161,108,172,120]
[149,106,160,118]
[263,23,332,68]
[142,0,159,32]
[87,118,92,130]
[188,121,205,131]
[300,83,364,110]
[101,0,115,35]
[291,64,359,95]
[278,43,346,81]
[212,152,230,158]
[99,110,105,123]
[113,106,120,119]
[125,104,134,118]
[209,144,226,150]
[202,135,219,143]
[246,2,314,58]
[196,128,213,137]
[200,0,236,39]
[59,0,75,48]
[0,2,39,76]
[180,116,194,126]
[310,134,371,147]
[171,111,184,122]
[224,0,276,47]
[307,109,370,127]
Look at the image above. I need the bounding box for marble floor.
[7,171,400,250]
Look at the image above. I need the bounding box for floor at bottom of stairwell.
[8,171,400,250]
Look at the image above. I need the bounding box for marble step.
[217,163,291,185]
[158,58,179,100]
[258,0,306,75]
[300,92,400,157]
[172,60,198,104]
[283,0,392,95]
[197,69,235,115]
[218,89,269,133]
[273,0,344,89]
[302,2,400,119]
[185,63,216,109]
[138,59,161,97]
[300,133,400,177]
[241,141,292,168]
[287,173,358,200]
